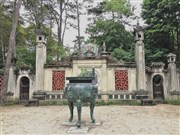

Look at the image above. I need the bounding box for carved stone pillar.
[134,23,146,91]
[167,53,177,92]
[35,30,47,91]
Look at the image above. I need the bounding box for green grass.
[3,99,180,106]
[96,100,140,106]
[164,99,180,105]
[39,100,140,106]
[39,100,68,106]
[2,98,19,106]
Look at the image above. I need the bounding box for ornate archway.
[153,75,164,101]
[20,77,30,101]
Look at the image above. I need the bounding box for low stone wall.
[169,91,180,100]
[43,91,136,101]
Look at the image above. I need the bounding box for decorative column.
[167,53,177,92]
[134,22,146,91]
[35,30,47,91]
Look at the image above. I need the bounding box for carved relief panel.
[115,70,128,90]
[52,71,65,90]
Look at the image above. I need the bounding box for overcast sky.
[63,0,144,47]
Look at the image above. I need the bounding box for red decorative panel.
[115,70,128,90]
[0,75,3,92]
[52,71,65,90]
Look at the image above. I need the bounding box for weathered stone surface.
[67,127,89,134]
[62,122,77,126]
[84,122,101,126]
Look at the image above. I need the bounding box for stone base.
[84,122,101,126]
[62,121,77,126]
[67,127,89,134]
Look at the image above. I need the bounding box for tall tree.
[86,0,134,61]
[141,0,180,66]
[0,3,12,65]
[23,0,48,29]
[1,0,22,103]
[71,0,93,53]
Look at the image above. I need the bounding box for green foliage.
[86,0,135,61]
[0,68,4,74]
[87,19,134,61]
[23,0,49,29]
[16,46,35,70]
[78,68,92,77]
[96,100,140,106]
[0,3,13,64]
[104,0,133,17]
[4,98,19,106]
[164,99,180,105]
[111,48,134,62]
[141,0,180,65]
[39,100,68,106]
[145,47,168,65]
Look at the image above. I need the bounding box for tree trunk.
[76,0,81,53]
[0,0,22,103]
[0,34,5,65]
[62,10,68,45]
[177,27,180,67]
[59,1,63,45]
[56,1,63,62]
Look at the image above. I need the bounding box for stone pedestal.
[67,127,89,134]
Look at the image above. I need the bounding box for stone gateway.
[1,25,179,102]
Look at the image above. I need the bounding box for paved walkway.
[0,104,180,135]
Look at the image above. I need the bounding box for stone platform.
[62,121,102,134]
[67,127,89,134]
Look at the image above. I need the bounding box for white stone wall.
[107,68,115,92]
[177,73,180,91]
[44,69,53,91]
[7,67,16,99]
[128,68,137,92]
[44,67,68,91]
[7,59,179,100]
[43,60,137,95]
[107,67,136,92]
[72,59,107,93]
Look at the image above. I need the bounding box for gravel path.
[0,104,180,135]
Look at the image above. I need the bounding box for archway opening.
[20,77,30,101]
[153,75,164,101]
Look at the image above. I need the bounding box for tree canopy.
[141,0,180,65]
[86,0,135,61]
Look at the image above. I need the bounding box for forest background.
[0,0,179,73]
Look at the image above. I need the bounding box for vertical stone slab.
[35,31,47,91]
